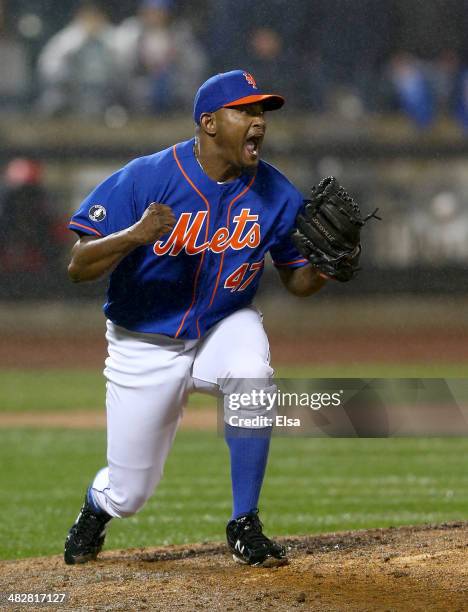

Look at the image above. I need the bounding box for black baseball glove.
[291,177,380,282]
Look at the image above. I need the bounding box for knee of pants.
[219,352,273,387]
[218,360,273,402]
[111,492,149,518]
[223,382,278,424]
[106,472,161,518]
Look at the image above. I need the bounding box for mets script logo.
[243,72,258,89]
[153,208,260,256]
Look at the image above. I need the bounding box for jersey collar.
[180,138,255,193]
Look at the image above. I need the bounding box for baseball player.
[64,70,329,567]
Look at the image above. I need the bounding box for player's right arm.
[68,203,176,282]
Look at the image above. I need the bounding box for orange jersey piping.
[274,257,308,267]
[69,221,103,237]
[205,173,257,313]
[172,145,211,339]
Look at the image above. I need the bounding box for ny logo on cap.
[243,72,258,89]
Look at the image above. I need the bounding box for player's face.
[215,103,267,170]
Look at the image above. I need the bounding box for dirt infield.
[1,329,468,369]
[0,409,216,430]
[1,523,466,611]
[2,297,468,369]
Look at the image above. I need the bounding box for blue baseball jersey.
[69,138,308,339]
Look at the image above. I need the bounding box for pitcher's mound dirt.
[1,522,466,612]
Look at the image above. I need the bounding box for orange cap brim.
[223,94,285,111]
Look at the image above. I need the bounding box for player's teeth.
[246,140,257,155]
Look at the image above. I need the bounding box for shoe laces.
[237,513,271,548]
[72,507,108,546]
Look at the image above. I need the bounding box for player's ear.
[199,112,216,136]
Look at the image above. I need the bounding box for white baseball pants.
[90,306,274,518]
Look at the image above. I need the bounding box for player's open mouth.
[244,136,262,160]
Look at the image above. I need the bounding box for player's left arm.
[277,263,327,297]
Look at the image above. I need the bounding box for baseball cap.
[193,70,285,124]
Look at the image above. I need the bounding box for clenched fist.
[129,203,176,246]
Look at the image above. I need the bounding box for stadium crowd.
[1,0,468,128]
[1,0,468,294]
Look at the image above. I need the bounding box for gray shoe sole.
[232,553,289,568]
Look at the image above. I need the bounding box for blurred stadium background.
[1,0,468,365]
[0,0,467,560]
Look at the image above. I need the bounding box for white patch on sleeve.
[89,204,107,222]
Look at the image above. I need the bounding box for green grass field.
[1,367,467,561]
[2,363,468,412]
[1,429,467,560]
